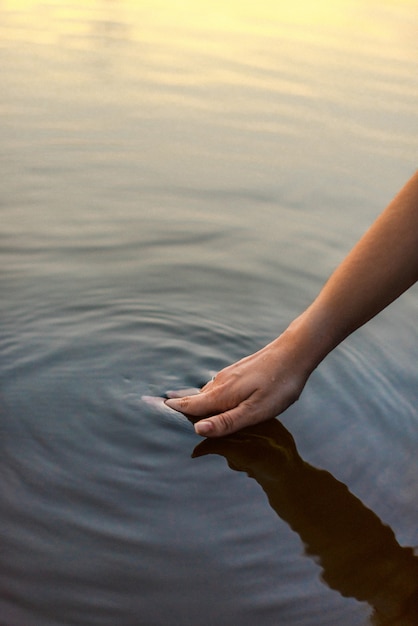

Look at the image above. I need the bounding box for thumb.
[193,403,259,437]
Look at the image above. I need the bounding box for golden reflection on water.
[3,0,417,128]
[194,421,418,626]
[2,0,417,57]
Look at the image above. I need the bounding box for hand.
[166,172,418,438]
[165,328,312,437]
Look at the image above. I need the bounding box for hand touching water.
[166,171,418,437]
[165,323,314,437]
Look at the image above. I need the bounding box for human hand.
[165,328,312,437]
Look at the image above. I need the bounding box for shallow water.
[1,1,418,625]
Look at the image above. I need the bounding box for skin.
[165,170,418,437]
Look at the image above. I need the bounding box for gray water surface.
[1,2,418,625]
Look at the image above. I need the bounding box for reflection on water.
[194,420,418,625]
[1,0,418,625]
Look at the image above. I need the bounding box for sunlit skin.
[165,171,418,436]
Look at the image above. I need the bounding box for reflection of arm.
[194,421,418,624]
[260,461,418,624]
[263,462,412,597]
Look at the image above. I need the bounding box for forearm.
[284,170,418,372]
[165,171,418,437]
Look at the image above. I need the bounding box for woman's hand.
[166,171,418,438]
[165,325,314,437]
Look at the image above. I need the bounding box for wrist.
[278,306,338,376]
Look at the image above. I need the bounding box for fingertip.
[194,420,214,436]
[164,398,182,411]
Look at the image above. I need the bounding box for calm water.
[1,2,418,625]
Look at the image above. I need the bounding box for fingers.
[142,395,175,413]
[164,386,228,418]
[165,388,200,399]
[193,402,263,437]
[164,386,261,437]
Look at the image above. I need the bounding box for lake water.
[1,1,418,625]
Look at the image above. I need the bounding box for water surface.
[1,1,418,625]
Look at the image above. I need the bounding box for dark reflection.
[193,420,418,625]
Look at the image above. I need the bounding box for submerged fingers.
[164,388,222,417]
[164,380,247,418]
[165,387,200,399]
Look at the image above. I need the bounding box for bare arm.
[166,171,418,437]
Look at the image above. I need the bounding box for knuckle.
[216,411,235,434]
[176,397,193,414]
[287,378,304,404]
[178,397,190,409]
